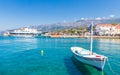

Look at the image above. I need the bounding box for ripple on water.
[0,37,120,75]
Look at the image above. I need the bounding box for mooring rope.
[107,59,119,75]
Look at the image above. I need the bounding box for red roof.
[97,24,115,27]
[115,24,120,29]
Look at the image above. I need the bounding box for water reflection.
[97,39,120,44]
[71,56,107,75]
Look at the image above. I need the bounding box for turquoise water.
[0,36,120,75]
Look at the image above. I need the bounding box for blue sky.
[0,0,120,31]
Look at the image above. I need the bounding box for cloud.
[81,18,84,20]
[96,17,102,20]
[109,15,115,18]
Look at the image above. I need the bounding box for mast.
[90,21,93,54]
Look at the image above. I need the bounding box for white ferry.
[5,27,42,37]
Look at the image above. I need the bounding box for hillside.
[30,18,120,32]
[2,18,120,33]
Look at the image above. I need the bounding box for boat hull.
[71,47,107,70]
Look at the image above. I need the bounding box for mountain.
[2,18,120,33]
[30,18,120,32]
[30,22,83,32]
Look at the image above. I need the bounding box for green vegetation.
[93,26,96,31]
[111,23,117,26]
[54,27,90,35]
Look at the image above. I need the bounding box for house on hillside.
[115,24,120,36]
[95,24,116,36]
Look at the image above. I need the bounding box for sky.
[0,0,120,31]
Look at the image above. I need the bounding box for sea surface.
[0,36,120,75]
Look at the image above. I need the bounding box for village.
[47,23,120,38]
[3,23,120,39]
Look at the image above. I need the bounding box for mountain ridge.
[2,18,120,33]
[29,18,120,32]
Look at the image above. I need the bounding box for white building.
[114,24,120,35]
[95,24,116,36]
[3,31,10,36]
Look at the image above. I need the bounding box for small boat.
[71,21,108,70]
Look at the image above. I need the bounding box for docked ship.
[4,27,42,37]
